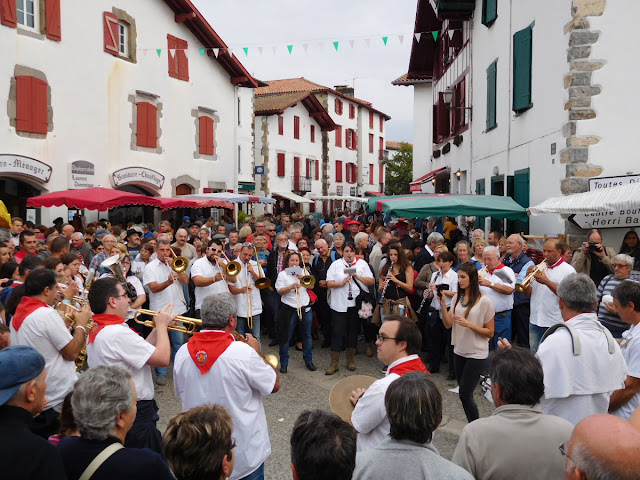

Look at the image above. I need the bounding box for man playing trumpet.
[191,238,236,319]
[228,242,263,345]
[87,277,177,454]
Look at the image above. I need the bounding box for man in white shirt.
[229,243,263,344]
[349,316,428,452]
[174,293,280,480]
[144,238,188,386]
[609,281,640,419]
[191,238,235,318]
[537,273,626,425]
[9,268,91,438]
[288,227,301,251]
[479,246,515,350]
[87,277,174,453]
[523,239,576,352]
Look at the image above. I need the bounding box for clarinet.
[417,270,440,314]
[378,261,394,305]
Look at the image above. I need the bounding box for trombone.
[232,331,279,369]
[515,262,548,293]
[166,248,188,305]
[244,259,255,330]
[222,252,242,277]
[133,309,202,334]
[252,245,271,290]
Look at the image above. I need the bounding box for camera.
[436,284,450,297]
[588,241,602,253]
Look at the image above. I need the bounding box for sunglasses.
[209,248,222,253]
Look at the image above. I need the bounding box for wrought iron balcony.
[292,176,312,193]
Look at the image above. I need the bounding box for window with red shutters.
[369,112,374,129]
[437,92,451,140]
[352,130,358,150]
[15,76,48,134]
[369,134,374,153]
[379,137,384,160]
[310,125,315,143]
[379,116,384,132]
[349,104,355,119]
[103,12,119,56]
[315,160,319,180]
[335,126,342,147]
[335,98,343,115]
[278,115,284,135]
[335,160,343,182]
[305,158,311,178]
[168,34,189,81]
[352,164,358,184]
[345,129,351,150]
[199,116,214,155]
[1,0,17,27]
[379,164,384,190]
[45,0,61,41]
[369,164,374,185]
[277,153,285,177]
[293,157,300,190]
[136,102,157,148]
[294,116,300,139]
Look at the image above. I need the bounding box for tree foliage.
[385,142,413,195]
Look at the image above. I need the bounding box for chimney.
[334,85,354,97]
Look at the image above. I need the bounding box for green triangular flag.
[156,49,162,57]
[382,36,388,45]
[432,30,438,41]
[243,47,249,56]
[333,41,339,51]
[199,48,205,56]
[287,45,293,54]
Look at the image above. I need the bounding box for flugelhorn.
[252,246,271,290]
[515,262,548,293]
[133,309,202,334]
[101,254,138,303]
[300,262,316,289]
[222,252,242,277]
[232,331,279,369]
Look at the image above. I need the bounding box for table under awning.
[272,191,312,204]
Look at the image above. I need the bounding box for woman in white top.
[440,262,494,422]
[131,243,154,283]
[427,251,458,377]
[275,251,315,373]
[325,242,374,374]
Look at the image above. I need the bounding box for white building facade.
[0,0,256,224]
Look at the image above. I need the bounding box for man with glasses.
[349,316,428,452]
[246,221,273,250]
[228,243,263,343]
[596,254,637,338]
[264,222,277,246]
[87,277,176,454]
[191,239,235,319]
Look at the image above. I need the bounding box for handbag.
[353,277,376,319]
[372,297,419,325]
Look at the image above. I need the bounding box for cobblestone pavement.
[155,339,495,480]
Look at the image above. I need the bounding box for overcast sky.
[192,0,417,143]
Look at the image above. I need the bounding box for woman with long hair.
[0,244,12,268]
[619,230,640,270]
[100,251,146,330]
[378,244,415,316]
[440,263,494,422]
[61,253,84,290]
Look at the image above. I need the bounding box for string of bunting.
[140,29,461,57]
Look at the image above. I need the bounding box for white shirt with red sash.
[9,297,76,411]
[326,258,373,313]
[351,355,429,452]
[530,258,576,328]
[479,263,516,312]
[86,314,156,401]
[173,330,277,480]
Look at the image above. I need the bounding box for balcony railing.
[379,149,389,162]
[292,175,312,193]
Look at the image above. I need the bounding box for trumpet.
[222,252,242,277]
[378,261,394,304]
[55,298,88,323]
[478,265,489,279]
[232,331,279,369]
[515,262,548,293]
[133,309,202,334]
[252,246,271,290]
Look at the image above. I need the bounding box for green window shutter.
[482,0,498,26]
[513,25,533,113]
[486,60,497,131]
[476,179,486,231]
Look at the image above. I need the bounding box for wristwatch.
[490,282,495,288]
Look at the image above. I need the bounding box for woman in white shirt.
[275,251,315,373]
[440,262,494,422]
[326,242,374,374]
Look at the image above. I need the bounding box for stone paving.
[155,339,495,480]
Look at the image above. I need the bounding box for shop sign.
[0,154,51,183]
[112,167,164,189]
[68,161,95,189]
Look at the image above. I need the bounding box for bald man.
[564,414,640,479]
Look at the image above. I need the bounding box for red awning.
[154,197,233,210]
[27,187,161,210]
[365,191,384,196]
[410,167,447,186]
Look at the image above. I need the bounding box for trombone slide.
[133,309,202,334]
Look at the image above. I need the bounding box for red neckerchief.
[12,297,48,332]
[88,314,126,344]
[388,357,430,376]
[547,258,564,269]
[344,258,357,268]
[488,263,505,275]
[187,330,235,375]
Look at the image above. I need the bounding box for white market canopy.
[311,195,368,203]
[528,183,640,215]
[183,193,276,204]
[271,191,312,204]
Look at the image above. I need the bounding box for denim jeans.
[489,310,512,351]
[529,323,549,353]
[155,329,185,376]
[278,304,313,366]
[237,314,261,346]
[240,462,264,480]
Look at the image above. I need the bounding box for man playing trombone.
[143,238,188,386]
[191,238,236,319]
[87,277,177,454]
[228,242,263,345]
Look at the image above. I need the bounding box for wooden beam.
[230,76,248,84]
[310,112,324,117]
[175,12,196,22]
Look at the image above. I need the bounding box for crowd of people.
[1,210,640,479]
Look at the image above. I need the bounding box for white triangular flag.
[169,49,176,57]
[349,39,355,48]
[183,49,189,57]
[364,38,371,47]
[143,49,149,56]
[257,46,263,56]
[272,45,278,55]
[415,33,422,43]
[303,44,309,53]
[213,48,219,57]
[398,34,404,45]
[317,43,324,52]
[448,29,454,40]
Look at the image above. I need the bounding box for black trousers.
[331,307,359,352]
[511,303,531,349]
[125,399,163,455]
[454,354,486,423]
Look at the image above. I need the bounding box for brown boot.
[325,351,340,375]
[366,342,375,357]
[346,348,357,371]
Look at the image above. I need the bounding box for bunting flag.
[287,44,293,54]
[415,33,422,43]
[272,45,278,55]
[432,31,438,41]
[213,48,219,57]
[257,46,263,56]
[243,47,249,56]
[200,48,205,55]
[349,39,355,48]
[382,36,388,45]
[333,41,339,51]
[398,34,404,45]
[156,49,162,57]
[448,30,455,40]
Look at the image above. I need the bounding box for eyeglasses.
[558,442,578,467]
[242,242,254,247]
[376,334,397,344]
[613,263,631,268]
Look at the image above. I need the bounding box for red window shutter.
[294,157,300,190]
[16,76,48,134]
[353,164,358,184]
[309,202,315,213]
[334,98,339,114]
[369,112,374,128]
[345,129,351,150]
[433,104,439,143]
[103,12,119,56]
[32,78,48,134]
[379,137,384,159]
[315,160,319,180]
[379,116,383,132]
[369,134,374,153]
[137,102,157,148]
[437,92,450,139]
[177,38,189,81]
[294,116,300,139]
[369,164,374,185]
[335,126,342,147]
[353,130,358,150]
[167,34,178,78]
[336,160,342,182]
[310,125,315,143]
[147,104,158,148]
[349,104,355,119]
[199,117,214,155]
[278,115,283,135]
[45,0,61,41]
[379,165,384,189]
[1,0,16,27]
[277,153,285,177]
[305,158,310,177]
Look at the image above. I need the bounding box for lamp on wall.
[431,178,436,185]
[443,87,473,111]
[456,169,462,180]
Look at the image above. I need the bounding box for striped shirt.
[596,275,636,333]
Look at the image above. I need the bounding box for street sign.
[254,165,265,175]
[569,174,640,229]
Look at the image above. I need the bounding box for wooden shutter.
[379,165,384,191]
[433,103,439,143]
[482,0,498,26]
[335,126,342,147]
[278,115,283,135]
[294,157,300,190]
[315,160,319,180]
[1,0,16,27]
[349,104,355,119]
[353,130,358,150]
[334,98,339,114]
[16,76,48,134]
[103,12,119,56]
[336,160,343,182]
[352,164,358,184]
[369,134,374,153]
[453,79,466,130]
[513,25,533,113]
[277,153,285,177]
[167,34,178,78]
[310,125,315,143]
[369,164,374,185]
[294,116,300,139]
[379,116,383,132]
[486,60,498,130]
[305,158,310,178]
[137,102,157,148]
[176,38,189,81]
[345,129,351,149]
[199,116,214,155]
[437,93,450,139]
[379,137,384,158]
[45,0,61,41]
